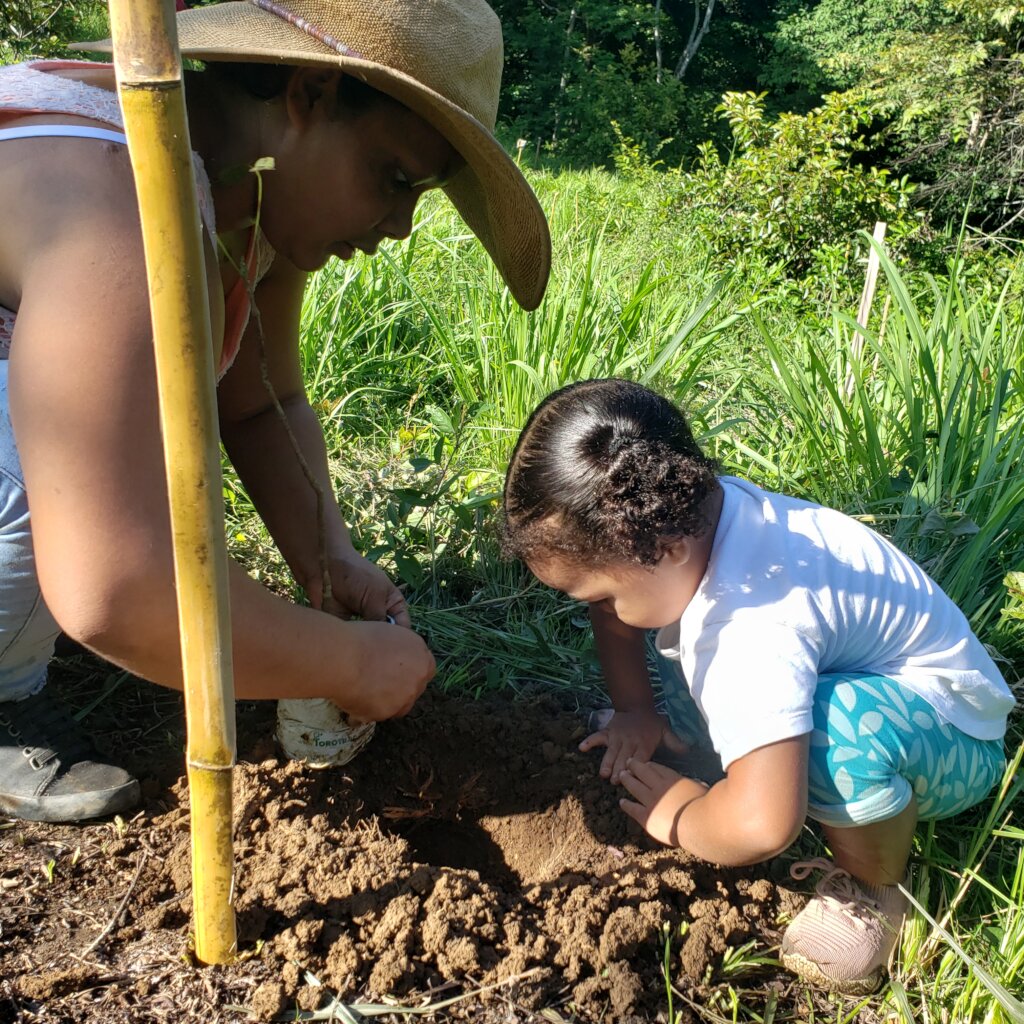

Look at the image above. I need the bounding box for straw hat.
[88,0,551,310]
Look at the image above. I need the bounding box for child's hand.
[579,710,685,784]
[617,759,709,847]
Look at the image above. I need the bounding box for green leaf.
[425,405,455,435]
[392,552,424,587]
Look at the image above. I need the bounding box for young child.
[0,0,550,823]
[502,377,1014,995]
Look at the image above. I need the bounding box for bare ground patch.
[1,663,811,1023]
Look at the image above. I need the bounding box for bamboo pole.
[108,0,237,964]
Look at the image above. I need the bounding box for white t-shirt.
[655,477,1015,770]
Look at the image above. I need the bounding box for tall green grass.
[734,240,1024,638]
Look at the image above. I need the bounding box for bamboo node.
[187,759,237,772]
[120,79,180,92]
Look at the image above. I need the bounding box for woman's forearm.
[222,395,352,581]
[70,558,431,717]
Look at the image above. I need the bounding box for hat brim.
[83,2,550,310]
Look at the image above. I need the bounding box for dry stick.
[844,220,887,401]
[856,221,888,334]
[224,967,547,1020]
[82,852,149,956]
[311,966,547,1020]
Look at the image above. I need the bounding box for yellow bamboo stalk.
[108,0,237,964]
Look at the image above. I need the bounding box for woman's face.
[260,70,461,272]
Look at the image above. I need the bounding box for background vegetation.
[4,1,1023,1021]
[274,181,1024,1024]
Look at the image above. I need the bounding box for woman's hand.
[340,620,435,721]
[579,709,687,784]
[305,553,429,720]
[306,550,411,627]
[617,759,709,846]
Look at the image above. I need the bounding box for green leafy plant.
[681,90,924,288]
[1,0,108,61]
[345,404,501,593]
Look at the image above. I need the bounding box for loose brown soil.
[1,661,809,1023]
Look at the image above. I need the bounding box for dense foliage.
[0,0,106,61]
[12,0,1024,241]
[491,0,778,168]
[678,91,922,283]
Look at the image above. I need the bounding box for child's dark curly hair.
[502,378,720,567]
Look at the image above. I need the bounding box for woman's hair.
[198,61,389,114]
[502,378,719,567]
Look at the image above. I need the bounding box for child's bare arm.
[619,734,809,865]
[590,603,653,709]
[583,605,683,781]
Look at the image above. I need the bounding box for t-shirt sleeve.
[687,618,821,770]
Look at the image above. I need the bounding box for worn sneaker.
[0,686,140,823]
[780,857,907,995]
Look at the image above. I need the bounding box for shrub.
[1,1,108,62]
[678,91,926,287]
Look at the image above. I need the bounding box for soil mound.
[2,685,800,1022]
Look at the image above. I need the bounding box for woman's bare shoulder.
[0,132,142,297]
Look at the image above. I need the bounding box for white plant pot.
[275,698,376,767]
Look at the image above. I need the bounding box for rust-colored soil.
[1,671,805,1023]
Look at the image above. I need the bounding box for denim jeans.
[0,359,60,701]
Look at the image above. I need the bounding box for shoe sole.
[781,951,885,996]
[0,779,141,824]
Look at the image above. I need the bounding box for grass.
[219,163,1024,1022]
[738,240,1024,636]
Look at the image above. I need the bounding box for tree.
[1,0,107,61]
[491,0,786,166]
[656,0,718,79]
[492,0,690,164]
[762,0,951,106]
[764,0,1024,232]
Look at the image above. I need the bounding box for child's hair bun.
[607,432,640,459]
[583,423,640,462]
[503,379,720,566]
[601,437,695,549]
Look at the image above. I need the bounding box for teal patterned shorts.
[657,659,1006,828]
